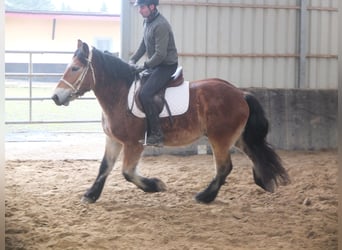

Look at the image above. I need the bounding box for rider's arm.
[130,37,146,64]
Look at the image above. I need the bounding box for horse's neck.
[93,79,129,115]
[90,53,131,117]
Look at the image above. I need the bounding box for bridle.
[60,49,96,97]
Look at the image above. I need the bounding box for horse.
[51,40,289,204]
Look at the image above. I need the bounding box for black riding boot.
[144,105,164,147]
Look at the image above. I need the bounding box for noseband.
[60,49,96,97]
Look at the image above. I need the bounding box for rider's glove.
[134,64,146,73]
[129,64,145,73]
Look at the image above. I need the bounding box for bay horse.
[52,40,289,204]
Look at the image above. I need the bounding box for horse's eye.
[71,66,80,72]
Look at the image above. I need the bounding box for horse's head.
[52,40,95,106]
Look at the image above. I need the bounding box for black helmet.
[134,0,159,6]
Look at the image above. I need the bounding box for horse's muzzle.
[51,94,67,106]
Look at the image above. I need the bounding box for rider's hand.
[134,64,146,72]
[130,64,145,73]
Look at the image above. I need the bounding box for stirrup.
[146,135,164,147]
[139,131,164,147]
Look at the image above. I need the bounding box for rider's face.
[138,5,153,18]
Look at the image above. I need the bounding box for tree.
[100,1,108,12]
[5,0,56,11]
[60,2,72,11]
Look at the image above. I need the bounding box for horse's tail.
[241,92,290,192]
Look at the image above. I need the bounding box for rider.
[129,0,178,147]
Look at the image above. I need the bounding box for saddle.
[134,67,184,116]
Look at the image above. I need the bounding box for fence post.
[29,52,33,122]
[298,0,307,88]
[120,0,131,61]
[0,1,5,249]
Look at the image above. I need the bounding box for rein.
[60,49,96,97]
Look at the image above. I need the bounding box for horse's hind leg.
[195,145,233,203]
[122,144,166,192]
[82,136,122,203]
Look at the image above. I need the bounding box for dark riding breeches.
[139,63,178,112]
[139,63,178,135]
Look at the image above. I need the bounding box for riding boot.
[144,105,164,147]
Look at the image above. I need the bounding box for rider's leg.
[139,64,177,146]
[143,101,164,146]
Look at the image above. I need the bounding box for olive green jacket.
[130,12,178,68]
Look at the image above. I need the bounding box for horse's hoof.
[81,196,96,204]
[195,192,216,204]
[155,179,167,192]
[142,178,167,192]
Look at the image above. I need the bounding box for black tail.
[242,93,290,192]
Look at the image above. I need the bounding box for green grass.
[5,83,103,134]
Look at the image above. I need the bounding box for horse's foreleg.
[81,136,122,203]
[122,144,166,192]
[195,146,233,203]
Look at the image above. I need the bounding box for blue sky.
[51,0,121,14]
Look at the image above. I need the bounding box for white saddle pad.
[127,80,190,118]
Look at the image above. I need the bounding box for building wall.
[121,0,338,151]
[5,12,120,53]
[143,88,337,154]
[121,0,338,89]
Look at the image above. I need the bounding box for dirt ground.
[5,150,337,250]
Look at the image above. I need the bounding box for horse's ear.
[82,42,89,56]
[77,39,82,49]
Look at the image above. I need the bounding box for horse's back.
[189,78,247,108]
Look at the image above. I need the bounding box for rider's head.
[134,0,159,18]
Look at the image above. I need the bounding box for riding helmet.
[134,0,159,6]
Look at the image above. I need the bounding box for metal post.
[52,18,56,40]
[339,8,342,249]
[298,0,307,88]
[120,0,131,61]
[0,0,5,248]
[29,52,33,121]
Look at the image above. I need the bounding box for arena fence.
[5,49,337,150]
[5,50,101,125]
